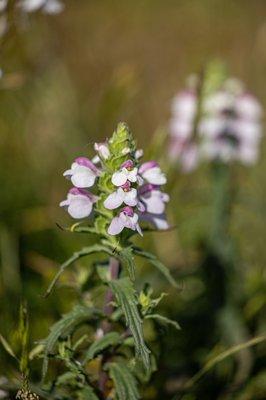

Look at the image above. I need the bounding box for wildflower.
[200,89,263,164]
[104,182,138,209]
[111,160,139,186]
[60,188,97,219]
[139,161,166,185]
[169,76,263,169]
[63,157,100,188]
[61,123,169,236]
[108,206,142,236]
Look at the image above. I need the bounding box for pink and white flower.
[60,188,97,219]
[108,206,142,236]
[63,157,100,188]
[170,78,263,169]
[168,90,200,172]
[138,184,169,215]
[139,161,166,185]
[94,142,110,160]
[111,160,139,186]
[200,90,263,165]
[171,90,197,121]
[104,182,138,209]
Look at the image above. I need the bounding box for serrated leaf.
[130,354,157,384]
[108,362,140,400]
[44,244,114,297]
[42,306,101,380]
[0,333,18,361]
[84,332,121,363]
[133,247,178,288]
[78,386,99,400]
[108,278,150,369]
[18,303,30,377]
[118,247,135,280]
[145,314,181,330]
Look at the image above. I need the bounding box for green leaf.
[108,278,150,369]
[133,247,178,288]
[130,355,157,384]
[42,305,101,380]
[0,333,18,361]
[83,332,121,363]
[118,247,135,280]
[18,303,30,377]
[78,386,100,400]
[44,244,114,297]
[108,362,140,400]
[145,314,181,330]
[185,334,266,389]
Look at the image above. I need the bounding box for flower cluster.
[60,123,169,236]
[169,78,263,171]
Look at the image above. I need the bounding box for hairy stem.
[99,257,120,396]
[103,257,120,322]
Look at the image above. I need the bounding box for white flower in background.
[169,90,200,172]
[200,89,263,165]
[19,0,64,14]
[0,0,7,12]
[169,78,263,169]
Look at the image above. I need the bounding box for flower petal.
[104,189,124,209]
[124,188,138,206]
[108,216,125,235]
[111,170,128,186]
[142,167,166,185]
[127,168,138,182]
[71,165,97,188]
[142,191,166,214]
[67,196,93,219]
[63,169,73,178]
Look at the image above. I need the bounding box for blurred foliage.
[0,0,266,399]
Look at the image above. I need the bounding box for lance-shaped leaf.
[42,306,101,380]
[44,244,114,297]
[0,333,18,361]
[133,247,178,288]
[108,278,150,369]
[145,314,181,330]
[118,247,135,281]
[108,362,140,400]
[83,332,121,363]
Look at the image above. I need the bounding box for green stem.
[99,257,120,397]
[210,161,232,259]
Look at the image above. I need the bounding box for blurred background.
[0,0,266,399]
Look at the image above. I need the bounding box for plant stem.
[99,257,120,396]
